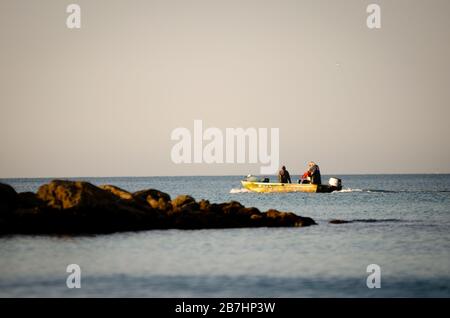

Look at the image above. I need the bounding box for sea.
[0,174,449,297]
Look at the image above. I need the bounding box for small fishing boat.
[241,176,342,193]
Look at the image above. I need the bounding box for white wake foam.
[335,188,364,193]
[229,188,251,194]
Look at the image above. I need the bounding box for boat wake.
[335,188,398,193]
[336,188,363,193]
[229,188,252,194]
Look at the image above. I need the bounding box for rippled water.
[0,175,449,297]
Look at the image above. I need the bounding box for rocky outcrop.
[133,189,172,212]
[99,185,133,200]
[0,183,18,216]
[0,180,316,235]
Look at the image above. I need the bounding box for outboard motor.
[328,177,342,191]
[244,174,259,182]
[244,175,269,183]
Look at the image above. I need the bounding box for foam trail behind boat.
[230,188,251,194]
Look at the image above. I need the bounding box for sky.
[0,0,449,178]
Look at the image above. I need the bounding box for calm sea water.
[0,174,449,297]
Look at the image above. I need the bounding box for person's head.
[282,165,286,171]
[308,161,316,168]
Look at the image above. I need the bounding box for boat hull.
[241,181,339,193]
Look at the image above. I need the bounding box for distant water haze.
[1,0,449,178]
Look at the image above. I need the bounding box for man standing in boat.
[278,166,292,183]
[301,161,322,185]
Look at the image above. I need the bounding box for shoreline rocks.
[0,180,316,235]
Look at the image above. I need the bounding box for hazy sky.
[1,0,449,178]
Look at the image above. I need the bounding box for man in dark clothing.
[302,161,322,185]
[278,166,292,184]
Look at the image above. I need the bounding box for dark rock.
[0,183,18,214]
[0,183,19,233]
[17,192,45,209]
[219,201,245,215]
[198,199,211,211]
[265,209,317,227]
[37,180,123,210]
[171,195,199,214]
[329,219,352,224]
[30,180,162,233]
[0,180,317,234]
[171,195,196,209]
[133,189,172,211]
[99,185,133,200]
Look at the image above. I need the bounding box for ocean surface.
[0,174,449,297]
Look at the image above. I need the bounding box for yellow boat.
[241,177,342,193]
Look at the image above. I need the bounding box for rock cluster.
[0,180,316,234]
